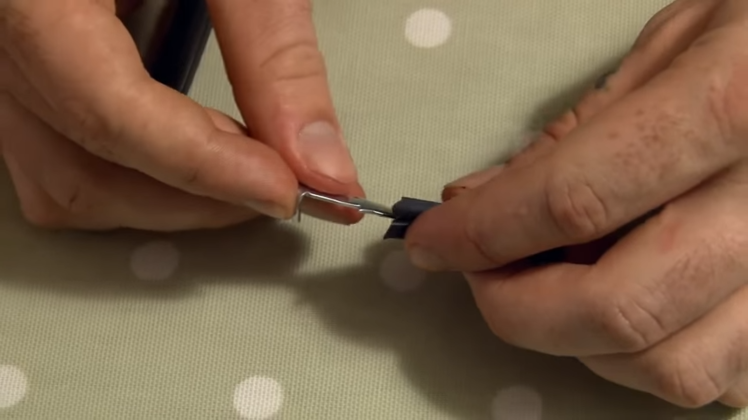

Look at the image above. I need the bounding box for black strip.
[146,0,212,94]
[383,198,440,240]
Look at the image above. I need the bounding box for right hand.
[406,0,748,408]
[0,0,363,231]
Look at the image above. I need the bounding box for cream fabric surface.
[0,0,744,419]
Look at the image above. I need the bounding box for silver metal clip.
[295,186,394,222]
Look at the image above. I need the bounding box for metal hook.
[295,186,395,222]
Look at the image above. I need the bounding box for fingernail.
[297,121,357,183]
[444,165,505,190]
[245,199,289,220]
[408,246,448,271]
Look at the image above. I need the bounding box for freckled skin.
[608,105,696,196]
[411,0,748,408]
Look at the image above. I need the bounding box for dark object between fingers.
[122,0,212,94]
[383,198,440,240]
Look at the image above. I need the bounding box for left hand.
[405,0,748,408]
[0,0,362,231]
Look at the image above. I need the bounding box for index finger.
[405,30,744,272]
[206,0,365,224]
[2,0,299,218]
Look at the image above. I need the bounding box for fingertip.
[403,200,460,270]
[298,180,366,225]
[204,109,304,219]
[405,243,449,271]
[196,129,300,217]
[244,198,293,220]
[405,186,504,272]
[342,181,367,224]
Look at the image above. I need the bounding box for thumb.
[206,0,362,199]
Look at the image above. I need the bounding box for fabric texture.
[0,0,743,419]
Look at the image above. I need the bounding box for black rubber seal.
[383,198,440,240]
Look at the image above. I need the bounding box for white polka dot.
[379,249,427,292]
[405,8,452,48]
[130,240,180,281]
[0,365,28,409]
[491,386,542,420]
[233,376,283,419]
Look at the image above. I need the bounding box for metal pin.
[295,186,395,222]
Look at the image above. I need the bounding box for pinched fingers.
[1,0,299,219]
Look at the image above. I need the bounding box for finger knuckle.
[544,171,609,241]
[254,4,326,85]
[670,38,746,153]
[700,66,736,143]
[712,56,748,145]
[591,293,664,353]
[259,39,327,84]
[542,108,579,142]
[647,351,722,408]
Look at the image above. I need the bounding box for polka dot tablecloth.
[0,1,744,419]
